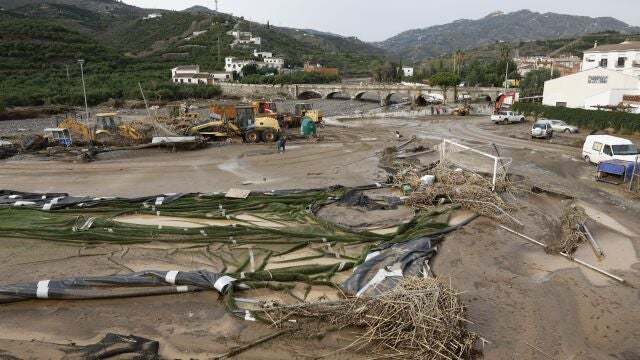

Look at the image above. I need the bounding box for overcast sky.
[123,0,640,42]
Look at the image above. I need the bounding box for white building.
[253,49,273,58]
[225,57,255,72]
[263,57,284,70]
[227,30,261,47]
[225,56,284,73]
[582,41,640,77]
[542,67,640,113]
[171,65,231,85]
[402,67,414,77]
[143,13,162,20]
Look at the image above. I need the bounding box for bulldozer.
[160,102,200,120]
[59,113,146,144]
[191,105,281,143]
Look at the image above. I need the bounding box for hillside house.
[171,66,231,85]
[582,41,640,77]
[402,67,414,77]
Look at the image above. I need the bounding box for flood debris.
[263,277,478,359]
[401,162,518,225]
[552,204,588,255]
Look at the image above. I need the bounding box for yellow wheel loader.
[191,106,281,143]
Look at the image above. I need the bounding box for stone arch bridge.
[218,83,504,105]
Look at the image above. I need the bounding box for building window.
[188,79,191,83]
[600,59,608,67]
[617,57,626,67]
[180,79,184,83]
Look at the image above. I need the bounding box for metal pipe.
[579,224,604,258]
[499,225,625,285]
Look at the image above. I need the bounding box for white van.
[582,135,638,164]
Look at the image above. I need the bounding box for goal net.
[439,139,512,191]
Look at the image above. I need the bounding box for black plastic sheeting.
[0,270,234,304]
[0,190,188,210]
[337,188,399,211]
[67,333,159,360]
[342,236,443,297]
[342,213,479,297]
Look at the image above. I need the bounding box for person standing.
[277,134,288,153]
[430,105,435,116]
[436,105,441,115]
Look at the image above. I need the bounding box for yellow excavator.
[191,105,281,143]
[59,113,146,144]
[163,102,199,120]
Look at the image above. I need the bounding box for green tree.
[430,71,459,103]
[520,68,561,97]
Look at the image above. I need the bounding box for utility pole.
[504,61,509,93]
[214,0,218,12]
[78,59,90,127]
[550,60,554,79]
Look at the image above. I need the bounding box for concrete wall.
[543,67,640,108]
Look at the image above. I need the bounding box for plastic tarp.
[0,270,235,304]
[342,236,443,297]
[0,190,187,210]
[596,160,635,183]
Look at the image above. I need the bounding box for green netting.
[0,188,453,286]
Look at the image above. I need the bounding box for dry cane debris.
[400,161,516,225]
[553,204,588,255]
[265,277,478,359]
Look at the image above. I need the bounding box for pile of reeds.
[553,204,587,255]
[265,277,478,359]
[403,162,515,224]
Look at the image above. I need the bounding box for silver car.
[538,119,579,133]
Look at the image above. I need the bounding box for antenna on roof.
[214,0,218,11]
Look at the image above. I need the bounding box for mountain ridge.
[375,9,639,61]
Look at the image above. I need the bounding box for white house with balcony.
[582,41,640,77]
[263,57,284,70]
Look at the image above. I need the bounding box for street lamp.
[78,59,90,127]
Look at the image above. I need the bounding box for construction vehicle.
[59,113,146,144]
[250,100,279,119]
[494,93,519,114]
[452,105,470,116]
[284,103,323,128]
[192,105,281,143]
[162,102,199,120]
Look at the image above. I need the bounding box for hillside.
[376,10,639,61]
[0,2,386,108]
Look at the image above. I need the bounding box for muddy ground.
[0,114,639,359]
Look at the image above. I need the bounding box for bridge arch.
[297,90,323,100]
[384,92,413,105]
[354,91,381,102]
[415,93,444,106]
[326,91,351,100]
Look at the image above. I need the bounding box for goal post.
[440,139,512,191]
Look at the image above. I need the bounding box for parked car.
[531,122,553,139]
[491,111,525,125]
[538,118,579,133]
[582,135,639,164]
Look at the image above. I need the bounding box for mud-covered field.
[1,113,639,359]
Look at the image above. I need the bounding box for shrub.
[513,102,640,134]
